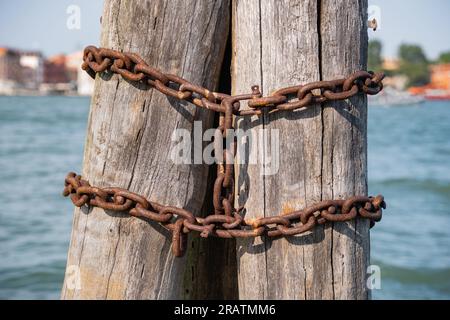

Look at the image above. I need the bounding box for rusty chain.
[81,46,384,116]
[63,46,387,257]
[64,172,386,257]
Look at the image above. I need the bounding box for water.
[368,101,450,299]
[0,96,87,299]
[0,96,449,299]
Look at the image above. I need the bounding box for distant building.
[0,47,44,94]
[0,48,22,81]
[382,57,400,71]
[0,48,23,94]
[43,54,70,84]
[409,63,450,99]
[77,67,95,96]
[383,75,408,90]
[430,64,450,90]
[19,51,43,90]
[379,58,408,90]
[65,51,94,95]
[0,47,94,96]
[65,51,82,83]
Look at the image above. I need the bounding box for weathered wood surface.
[61,0,231,299]
[321,0,370,299]
[233,0,370,299]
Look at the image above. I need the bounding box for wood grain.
[61,0,231,299]
[233,0,369,299]
[321,0,370,300]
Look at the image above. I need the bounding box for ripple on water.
[1,97,449,299]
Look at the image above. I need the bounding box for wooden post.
[233,0,370,299]
[61,0,231,299]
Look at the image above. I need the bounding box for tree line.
[368,40,450,87]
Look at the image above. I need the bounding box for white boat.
[368,87,425,107]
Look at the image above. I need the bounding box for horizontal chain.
[63,172,386,257]
[82,46,384,116]
[67,46,387,257]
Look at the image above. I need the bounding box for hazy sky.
[0,0,103,56]
[368,0,450,59]
[0,0,449,59]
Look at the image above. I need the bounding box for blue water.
[0,96,86,299]
[368,102,450,299]
[0,96,449,299]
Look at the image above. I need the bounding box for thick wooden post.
[61,0,230,299]
[233,0,369,299]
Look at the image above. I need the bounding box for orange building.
[409,63,450,99]
[430,64,450,90]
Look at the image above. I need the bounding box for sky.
[0,0,449,60]
[368,0,450,59]
[0,0,103,56]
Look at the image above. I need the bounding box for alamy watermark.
[66,5,81,30]
[367,264,381,290]
[65,265,82,290]
[170,121,280,176]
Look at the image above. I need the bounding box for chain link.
[64,172,386,257]
[82,46,384,116]
[64,46,387,257]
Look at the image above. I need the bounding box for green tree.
[438,51,450,63]
[398,44,430,87]
[368,40,383,71]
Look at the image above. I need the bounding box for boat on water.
[423,89,450,101]
[368,87,425,107]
